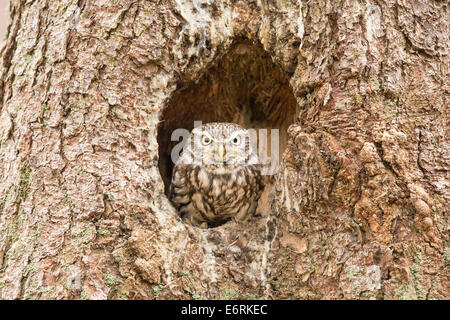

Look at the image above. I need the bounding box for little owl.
[169,122,264,228]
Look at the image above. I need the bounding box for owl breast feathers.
[169,122,264,228]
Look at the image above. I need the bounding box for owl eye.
[201,135,212,145]
[231,136,241,145]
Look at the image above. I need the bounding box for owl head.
[179,122,259,172]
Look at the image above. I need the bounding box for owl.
[169,122,264,228]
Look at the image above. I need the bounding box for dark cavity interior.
[158,40,298,196]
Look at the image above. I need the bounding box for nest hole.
[158,40,298,222]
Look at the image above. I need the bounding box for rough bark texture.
[0,0,448,300]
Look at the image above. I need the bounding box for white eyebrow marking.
[195,130,214,142]
[225,130,246,142]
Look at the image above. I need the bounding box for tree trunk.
[0,0,448,300]
[0,2,8,43]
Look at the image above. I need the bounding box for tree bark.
[0,0,448,300]
[0,2,9,42]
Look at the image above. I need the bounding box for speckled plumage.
[170,122,264,228]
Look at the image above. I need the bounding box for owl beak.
[218,144,226,161]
